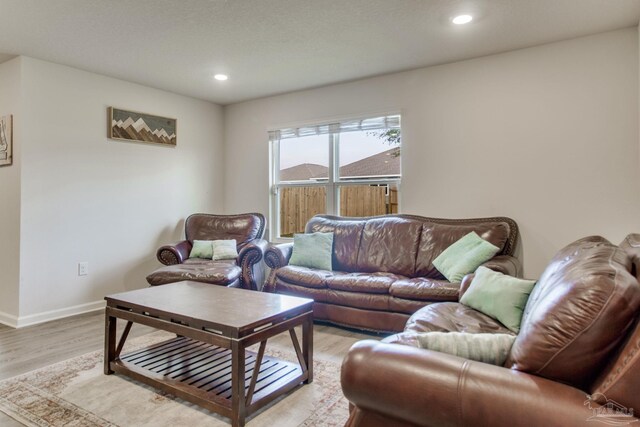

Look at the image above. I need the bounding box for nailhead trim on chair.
[158,249,179,265]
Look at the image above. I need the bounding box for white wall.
[224,28,640,277]
[0,57,21,322]
[15,57,225,323]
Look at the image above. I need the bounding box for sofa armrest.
[238,239,268,291]
[480,254,522,277]
[156,240,191,265]
[459,273,475,299]
[264,242,294,269]
[263,242,294,292]
[342,340,599,427]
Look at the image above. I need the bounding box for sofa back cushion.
[355,217,423,276]
[415,220,513,279]
[505,236,640,389]
[186,213,265,250]
[306,216,366,272]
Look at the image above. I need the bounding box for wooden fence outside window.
[279,185,398,236]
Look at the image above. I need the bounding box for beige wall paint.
[224,28,640,277]
[16,57,225,319]
[0,57,21,320]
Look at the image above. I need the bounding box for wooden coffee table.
[104,281,314,427]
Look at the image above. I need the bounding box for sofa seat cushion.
[275,281,391,311]
[389,278,460,302]
[146,260,241,286]
[183,258,215,265]
[325,272,404,294]
[406,302,515,335]
[389,297,432,314]
[276,267,406,294]
[275,265,333,288]
[382,302,514,347]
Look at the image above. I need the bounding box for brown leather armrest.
[264,242,294,270]
[262,242,294,292]
[459,273,475,298]
[341,340,600,427]
[156,240,191,265]
[480,254,522,277]
[237,239,268,290]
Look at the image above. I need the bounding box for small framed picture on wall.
[0,114,12,167]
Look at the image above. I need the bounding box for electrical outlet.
[78,262,89,276]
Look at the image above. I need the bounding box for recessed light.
[452,14,473,25]
[214,74,228,81]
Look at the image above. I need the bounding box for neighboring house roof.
[279,147,400,181]
[279,163,328,181]
[339,148,400,178]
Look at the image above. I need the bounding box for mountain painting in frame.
[108,107,176,146]
[0,114,12,166]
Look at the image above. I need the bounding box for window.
[270,115,401,239]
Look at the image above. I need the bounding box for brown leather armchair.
[341,234,640,427]
[146,213,267,290]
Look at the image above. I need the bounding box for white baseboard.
[0,310,19,328]
[0,301,106,329]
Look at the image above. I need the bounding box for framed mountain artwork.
[108,107,176,146]
[0,114,12,166]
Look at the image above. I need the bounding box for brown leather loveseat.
[264,214,520,332]
[341,234,640,427]
[146,213,267,290]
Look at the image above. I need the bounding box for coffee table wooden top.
[105,281,313,338]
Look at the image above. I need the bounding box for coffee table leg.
[104,310,116,375]
[303,313,313,384]
[231,340,246,427]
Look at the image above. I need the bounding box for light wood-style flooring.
[0,310,378,426]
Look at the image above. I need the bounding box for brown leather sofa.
[341,234,640,427]
[264,214,520,332]
[146,213,267,290]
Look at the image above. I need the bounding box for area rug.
[0,331,349,426]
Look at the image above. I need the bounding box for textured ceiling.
[0,0,639,105]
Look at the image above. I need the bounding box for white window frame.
[269,115,401,242]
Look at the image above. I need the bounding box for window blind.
[269,115,400,141]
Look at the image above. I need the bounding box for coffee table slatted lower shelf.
[112,337,303,416]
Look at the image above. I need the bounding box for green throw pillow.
[460,266,537,333]
[190,240,214,259]
[432,232,500,282]
[289,232,333,271]
[212,239,238,260]
[416,332,516,365]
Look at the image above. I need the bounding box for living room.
[1,1,639,426]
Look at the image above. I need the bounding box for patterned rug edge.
[0,385,118,427]
[0,332,349,427]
